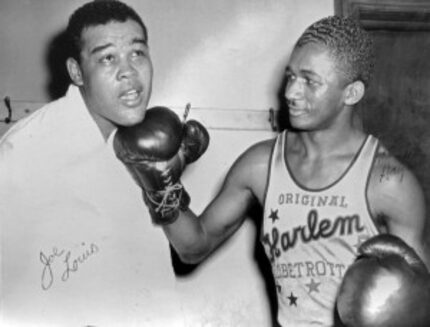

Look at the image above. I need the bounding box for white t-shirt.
[0,85,187,327]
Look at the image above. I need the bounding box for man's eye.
[131,49,148,61]
[132,50,145,57]
[305,77,318,86]
[285,73,296,82]
[100,54,115,64]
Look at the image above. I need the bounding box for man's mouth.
[289,106,306,117]
[119,88,143,107]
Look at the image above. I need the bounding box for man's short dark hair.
[66,0,148,62]
[295,15,374,87]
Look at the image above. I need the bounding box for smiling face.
[284,42,351,132]
[67,19,153,138]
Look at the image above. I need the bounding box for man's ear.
[344,80,365,106]
[66,58,84,86]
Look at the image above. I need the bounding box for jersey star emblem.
[287,292,298,306]
[268,209,279,223]
[306,278,321,293]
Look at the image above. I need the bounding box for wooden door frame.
[334,0,430,30]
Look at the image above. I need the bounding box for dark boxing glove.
[113,106,209,225]
[336,234,430,327]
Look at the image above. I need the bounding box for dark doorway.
[336,0,430,240]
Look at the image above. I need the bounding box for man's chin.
[120,111,147,127]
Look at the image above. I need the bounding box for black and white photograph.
[0,1,429,326]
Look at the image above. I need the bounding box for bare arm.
[368,146,429,268]
[163,139,273,263]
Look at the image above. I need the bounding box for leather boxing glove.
[336,234,430,327]
[113,106,209,225]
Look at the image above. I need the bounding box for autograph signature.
[40,242,99,290]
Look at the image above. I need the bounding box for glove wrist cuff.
[143,182,190,225]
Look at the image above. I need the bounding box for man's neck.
[290,126,365,160]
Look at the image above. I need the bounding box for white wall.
[0,0,333,110]
[0,1,334,326]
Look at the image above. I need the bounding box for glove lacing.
[145,183,184,216]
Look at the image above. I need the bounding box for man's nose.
[117,58,137,80]
[284,78,304,102]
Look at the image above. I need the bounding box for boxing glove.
[113,106,209,225]
[336,234,430,327]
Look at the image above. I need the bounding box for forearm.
[424,241,430,270]
[415,237,430,270]
[389,227,430,270]
[162,209,212,264]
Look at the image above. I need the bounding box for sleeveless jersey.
[261,131,380,327]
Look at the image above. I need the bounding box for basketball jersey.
[262,131,380,326]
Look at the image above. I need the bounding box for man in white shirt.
[0,1,187,326]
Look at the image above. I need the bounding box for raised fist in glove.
[336,234,430,327]
[113,105,209,225]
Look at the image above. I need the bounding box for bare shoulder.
[225,136,277,202]
[235,137,276,165]
[370,145,409,186]
[368,143,425,218]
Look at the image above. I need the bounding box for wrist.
[143,182,190,225]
